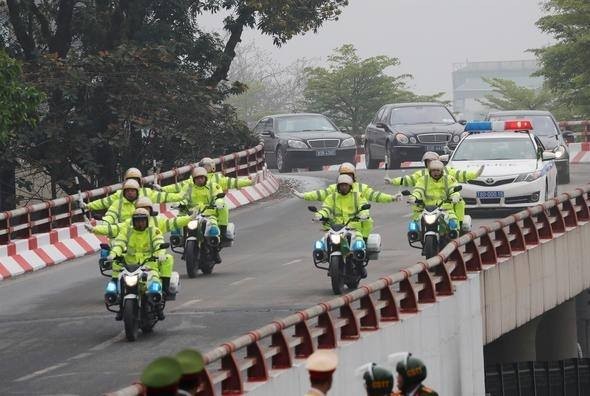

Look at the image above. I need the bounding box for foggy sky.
[201,0,552,98]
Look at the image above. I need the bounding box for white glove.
[106,253,116,261]
[475,165,485,177]
[451,195,460,204]
[291,188,305,199]
[151,183,162,191]
[393,192,403,202]
[79,201,87,210]
[358,213,369,221]
[407,195,416,204]
[157,253,167,263]
[312,213,323,222]
[384,177,393,185]
[214,198,225,210]
[84,223,94,233]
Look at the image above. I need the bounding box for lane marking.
[229,277,255,286]
[173,299,202,311]
[281,259,302,266]
[89,332,125,352]
[14,363,68,382]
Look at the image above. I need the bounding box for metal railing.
[485,358,590,395]
[0,145,265,246]
[108,185,590,395]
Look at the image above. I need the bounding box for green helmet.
[396,353,427,391]
[363,363,394,395]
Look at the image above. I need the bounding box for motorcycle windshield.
[332,224,345,231]
[424,205,438,212]
[124,264,141,272]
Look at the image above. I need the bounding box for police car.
[443,120,558,210]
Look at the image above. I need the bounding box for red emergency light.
[504,120,533,131]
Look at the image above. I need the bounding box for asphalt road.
[0,165,588,395]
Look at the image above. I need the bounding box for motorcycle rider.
[179,167,225,264]
[313,174,370,278]
[385,152,483,230]
[408,160,461,237]
[106,208,167,320]
[392,354,438,396]
[293,162,398,240]
[87,196,193,299]
[81,167,176,212]
[359,363,395,396]
[102,179,141,224]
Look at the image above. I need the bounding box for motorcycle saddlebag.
[366,233,381,260]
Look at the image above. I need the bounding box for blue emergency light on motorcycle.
[105,281,118,293]
[314,240,325,251]
[148,281,162,294]
[352,239,366,251]
[408,221,420,232]
[206,226,220,237]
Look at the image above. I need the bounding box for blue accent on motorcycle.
[448,219,458,230]
[100,248,110,258]
[105,281,117,293]
[207,226,220,237]
[314,240,325,250]
[352,240,366,251]
[148,281,162,294]
[171,228,182,236]
[408,221,420,232]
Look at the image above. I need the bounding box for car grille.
[480,198,501,204]
[417,134,450,143]
[307,139,340,148]
[468,178,515,187]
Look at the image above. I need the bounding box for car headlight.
[288,139,307,149]
[514,171,543,182]
[187,220,199,230]
[124,274,139,287]
[395,134,409,144]
[329,234,341,245]
[423,213,437,225]
[460,131,469,139]
[409,136,417,144]
[452,135,461,143]
[340,137,356,147]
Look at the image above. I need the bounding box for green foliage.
[533,0,590,118]
[477,77,555,111]
[303,44,445,136]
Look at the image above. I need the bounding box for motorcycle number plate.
[476,191,504,198]
[316,149,336,157]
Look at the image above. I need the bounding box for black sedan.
[487,110,571,184]
[363,102,465,169]
[254,113,357,173]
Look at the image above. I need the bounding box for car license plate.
[426,145,446,152]
[316,149,336,157]
[476,191,504,199]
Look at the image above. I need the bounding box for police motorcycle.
[308,204,381,295]
[102,244,174,342]
[402,186,462,259]
[169,194,234,277]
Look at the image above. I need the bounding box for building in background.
[452,60,543,120]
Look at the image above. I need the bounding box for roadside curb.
[0,169,279,281]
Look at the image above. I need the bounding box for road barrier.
[107,183,590,395]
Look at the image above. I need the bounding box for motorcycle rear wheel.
[185,240,198,278]
[329,256,345,295]
[123,299,139,342]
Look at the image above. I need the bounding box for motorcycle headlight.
[340,137,356,147]
[452,135,461,143]
[395,134,409,144]
[423,213,437,225]
[124,274,139,287]
[288,139,307,149]
[515,171,542,183]
[409,136,417,144]
[187,220,199,230]
[329,234,341,245]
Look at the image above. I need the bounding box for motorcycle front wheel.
[199,246,215,275]
[123,299,139,342]
[329,256,345,295]
[185,240,198,278]
[423,235,438,259]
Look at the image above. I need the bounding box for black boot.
[213,248,222,264]
[115,304,123,321]
[220,225,229,242]
[162,277,174,301]
[157,308,165,321]
[357,262,367,279]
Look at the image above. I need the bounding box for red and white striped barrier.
[322,154,421,171]
[569,142,590,163]
[0,170,279,281]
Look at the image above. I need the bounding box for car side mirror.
[375,122,387,130]
[261,130,275,138]
[458,119,467,126]
[360,203,371,211]
[216,193,226,199]
[542,151,557,161]
[159,243,170,249]
[562,130,575,144]
[401,190,411,196]
[439,154,450,162]
[453,185,463,192]
[308,206,318,213]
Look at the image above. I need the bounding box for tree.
[477,77,555,111]
[303,44,445,136]
[0,50,43,210]
[533,0,590,118]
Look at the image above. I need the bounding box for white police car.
[443,120,558,210]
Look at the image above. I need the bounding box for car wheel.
[365,144,380,169]
[276,147,291,173]
[385,143,401,170]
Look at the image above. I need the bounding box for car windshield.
[453,138,537,161]
[489,115,558,136]
[390,106,456,125]
[275,115,338,133]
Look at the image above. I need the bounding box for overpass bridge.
[0,145,589,395]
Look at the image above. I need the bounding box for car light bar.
[464,120,534,133]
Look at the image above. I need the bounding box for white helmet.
[422,152,439,162]
[200,157,215,172]
[122,179,140,191]
[192,166,208,178]
[428,160,444,171]
[336,174,354,186]
[124,167,142,180]
[135,196,153,210]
